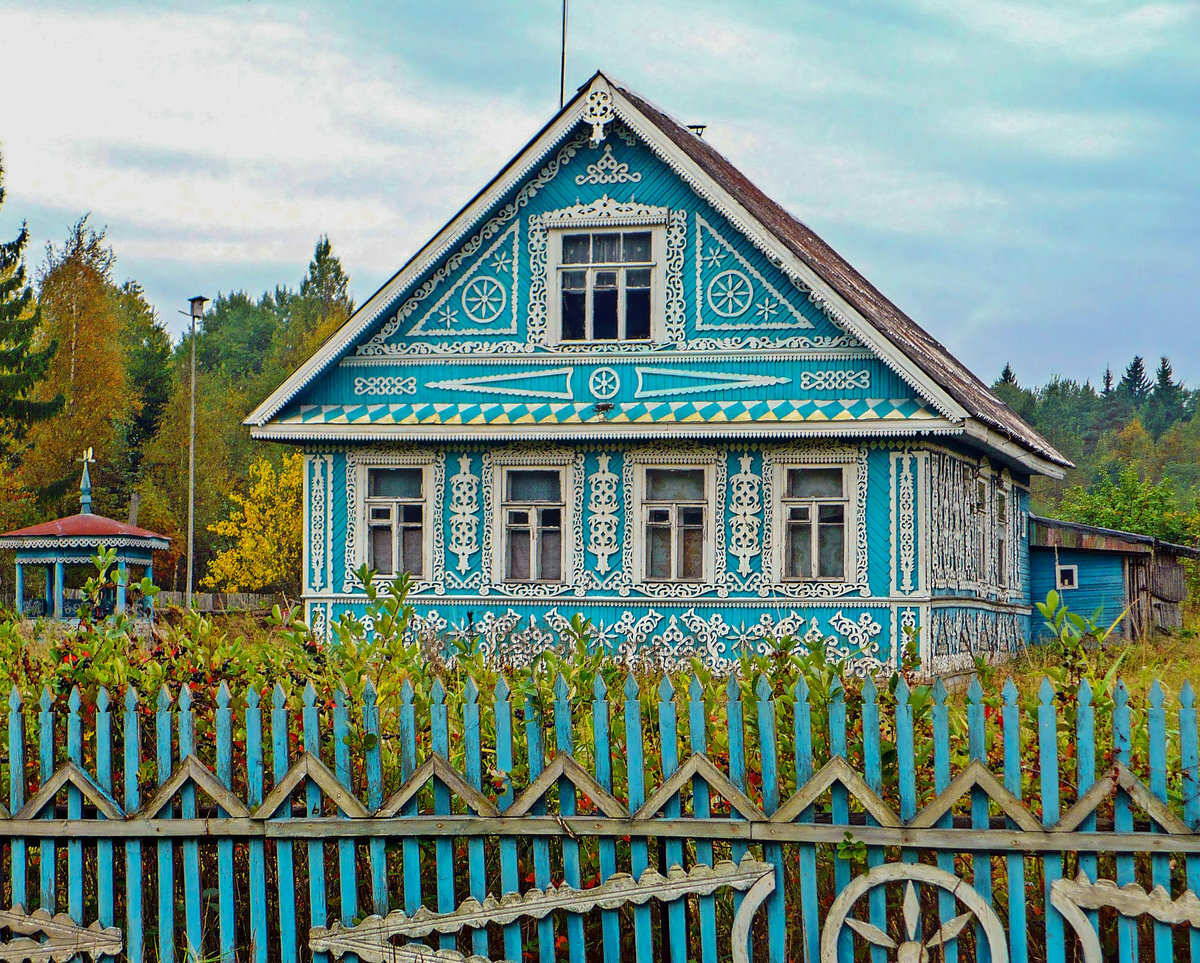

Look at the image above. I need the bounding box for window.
[1056,564,1078,590]
[997,537,1007,585]
[781,467,847,580]
[997,492,1007,523]
[366,468,425,577]
[559,231,653,341]
[643,468,707,581]
[502,470,564,582]
[976,479,987,513]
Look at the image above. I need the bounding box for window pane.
[681,525,704,579]
[593,233,620,263]
[647,525,672,579]
[788,505,810,523]
[646,468,705,501]
[562,289,586,340]
[563,234,590,264]
[369,505,392,522]
[649,508,671,524]
[508,470,560,502]
[786,467,843,499]
[508,509,529,525]
[626,287,651,340]
[593,286,618,340]
[680,507,704,528]
[369,468,422,499]
[506,528,531,580]
[817,523,844,578]
[623,232,651,262]
[785,522,810,579]
[401,504,422,524]
[540,507,561,528]
[540,529,562,581]
[401,528,423,577]
[818,504,844,524]
[369,526,394,575]
[627,268,651,288]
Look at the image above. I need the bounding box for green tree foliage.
[0,156,61,452]
[1056,464,1198,544]
[1119,355,1153,404]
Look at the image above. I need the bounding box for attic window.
[558,231,654,341]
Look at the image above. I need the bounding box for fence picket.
[38,687,54,913]
[333,688,358,934]
[398,678,421,918]
[755,674,785,963]
[178,686,202,961]
[555,673,585,963]
[123,687,142,963]
[861,676,887,963]
[625,674,653,963]
[932,679,957,963]
[967,677,993,963]
[688,673,717,963]
[1003,678,1028,963]
[8,688,25,909]
[246,688,268,963]
[303,682,329,963]
[829,679,852,963]
[363,680,387,918]
[494,676,522,963]
[1148,681,1172,962]
[1075,678,1098,939]
[272,683,298,963]
[1114,679,1136,963]
[592,675,620,963]
[1039,679,1064,963]
[155,687,174,963]
[216,683,236,963]
[658,676,687,963]
[430,680,455,952]
[66,689,82,924]
[792,677,820,963]
[95,688,114,930]
[1180,682,1200,963]
[524,692,554,963]
[725,674,749,925]
[463,678,488,959]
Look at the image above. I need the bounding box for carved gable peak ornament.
[576,144,642,186]
[541,195,668,229]
[582,81,616,145]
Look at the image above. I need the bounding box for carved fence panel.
[2,672,1200,961]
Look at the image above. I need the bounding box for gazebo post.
[116,559,127,614]
[14,562,23,616]
[44,566,52,610]
[146,561,154,620]
[53,561,64,619]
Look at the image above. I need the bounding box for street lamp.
[186,295,208,610]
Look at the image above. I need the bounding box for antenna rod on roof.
[559,0,568,108]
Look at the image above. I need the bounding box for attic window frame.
[542,205,669,346]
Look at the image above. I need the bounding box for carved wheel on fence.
[820,864,1009,963]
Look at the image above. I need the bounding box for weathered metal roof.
[612,79,1072,470]
[1030,514,1200,559]
[0,513,170,550]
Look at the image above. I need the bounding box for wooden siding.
[1031,548,1127,636]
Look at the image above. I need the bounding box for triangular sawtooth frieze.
[14,761,124,821]
[135,755,249,820]
[1054,763,1190,835]
[772,755,901,827]
[633,752,766,822]
[255,751,368,820]
[377,753,500,819]
[505,752,627,819]
[909,759,1042,832]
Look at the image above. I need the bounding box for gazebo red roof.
[0,513,169,545]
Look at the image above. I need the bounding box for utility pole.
[186,295,208,609]
[559,0,568,108]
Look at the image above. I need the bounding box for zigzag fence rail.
[0,672,1199,962]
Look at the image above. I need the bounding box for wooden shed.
[1029,515,1198,639]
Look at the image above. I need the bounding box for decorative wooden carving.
[0,906,123,962]
[310,855,774,963]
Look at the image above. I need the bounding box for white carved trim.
[727,452,762,578]
[575,143,642,185]
[586,454,620,575]
[353,376,416,396]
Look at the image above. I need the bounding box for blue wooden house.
[247,73,1072,674]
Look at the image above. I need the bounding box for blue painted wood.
[657,676,687,963]
[725,674,749,922]
[178,685,203,960]
[216,683,236,962]
[1002,678,1028,963]
[303,681,330,963]
[398,678,421,917]
[430,679,456,952]
[66,689,82,923]
[861,677,887,963]
[95,688,114,929]
[592,675,620,963]
[554,673,585,963]
[462,677,487,959]
[1113,679,1136,963]
[829,679,852,963]
[967,677,993,963]
[688,673,717,963]
[494,676,522,963]
[931,679,957,963]
[123,687,143,963]
[8,688,25,909]
[272,683,298,963]
[625,674,653,963]
[333,688,358,932]
[1180,682,1200,963]
[155,687,174,963]
[792,677,820,963]
[38,687,54,912]
[524,692,554,963]
[363,680,388,917]
[246,688,268,963]
[1148,681,1172,963]
[755,675,785,963]
[1075,678,1098,938]
[1038,678,1064,962]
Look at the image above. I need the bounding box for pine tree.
[1119,356,1152,403]
[1143,355,1186,439]
[0,156,62,451]
[997,363,1019,388]
[1102,367,1114,395]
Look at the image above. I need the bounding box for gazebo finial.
[79,446,94,515]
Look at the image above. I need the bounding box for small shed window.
[558,230,655,341]
[1056,564,1078,590]
[366,468,426,577]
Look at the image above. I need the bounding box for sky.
[0,0,1196,388]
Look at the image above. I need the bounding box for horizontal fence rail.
[0,672,1198,962]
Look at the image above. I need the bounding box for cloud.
[953,107,1150,160]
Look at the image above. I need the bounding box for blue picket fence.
[0,671,1197,962]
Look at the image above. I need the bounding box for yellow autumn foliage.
[202,452,303,595]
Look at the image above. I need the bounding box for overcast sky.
[0,0,1196,388]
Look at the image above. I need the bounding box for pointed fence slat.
[932,679,958,963]
[462,678,487,959]
[430,680,455,952]
[333,689,358,937]
[1076,678,1099,941]
[216,684,237,963]
[66,689,82,924]
[272,684,299,963]
[398,680,421,919]
[246,688,268,963]
[178,687,203,960]
[1003,679,1028,963]
[725,674,750,929]
[1149,682,1173,963]
[792,677,820,963]
[592,675,621,963]
[525,693,554,963]
[625,675,653,963]
[39,688,55,913]
[9,688,25,909]
[1181,682,1200,963]
[689,674,718,963]
[861,677,887,963]
[155,688,174,963]
[1039,679,1064,962]
[96,689,115,931]
[1114,679,1137,963]
[494,677,522,963]
[658,677,687,963]
[123,687,143,963]
[303,683,330,963]
[829,680,852,963]
[556,675,586,963]
[755,675,785,963]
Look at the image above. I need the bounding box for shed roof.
[0,513,170,551]
[1030,515,1200,559]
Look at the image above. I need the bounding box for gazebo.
[0,455,169,619]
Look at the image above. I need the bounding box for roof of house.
[246,72,1071,473]
[1030,514,1200,559]
[0,513,170,550]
